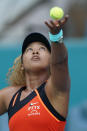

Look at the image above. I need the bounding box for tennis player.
[0,15,70,131]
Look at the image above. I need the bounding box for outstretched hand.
[44,15,69,35]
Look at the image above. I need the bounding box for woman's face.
[22,42,51,73]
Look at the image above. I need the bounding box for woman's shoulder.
[2,85,22,93]
[1,85,22,98]
[2,86,23,111]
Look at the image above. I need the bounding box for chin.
[30,64,48,72]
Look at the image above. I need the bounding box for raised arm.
[45,15,70,118]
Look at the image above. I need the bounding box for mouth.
[31,56,40,61]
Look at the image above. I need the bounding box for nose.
[32,49,39,55]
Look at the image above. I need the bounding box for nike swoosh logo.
[30,102,39,106]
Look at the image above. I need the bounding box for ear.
[21,64,24,70]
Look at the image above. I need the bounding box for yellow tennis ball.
[50,7,64,20]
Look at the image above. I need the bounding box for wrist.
[49,29,63,43]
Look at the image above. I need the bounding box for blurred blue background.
[0,0,87,131]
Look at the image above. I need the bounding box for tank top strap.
[13,86,26,106]
[8,86,26,110]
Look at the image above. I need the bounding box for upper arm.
[50,55,70,92]
[0,88,7,115]
[45,58,70,118]
[0,86,21,116]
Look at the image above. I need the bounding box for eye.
[39,47,46,51]
[26,47,33,52]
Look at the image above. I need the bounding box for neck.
[25,70,50,90]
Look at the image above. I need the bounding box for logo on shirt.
[30,102,39,106]
[27,102,40,116]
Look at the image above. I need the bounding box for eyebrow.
[28,44,46,48]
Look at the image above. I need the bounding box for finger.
[61,15,69,25]
[54,20,60,27]
[49,20,55,28]
[50,20,56,27]
[44,21,53,30]
[49,20,60,29]
[57,20,62,26]
[65,14,69,19]
[57,14,69,28]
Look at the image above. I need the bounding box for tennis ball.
[50,7,64,20]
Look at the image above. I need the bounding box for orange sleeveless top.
[8,83,66,131]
